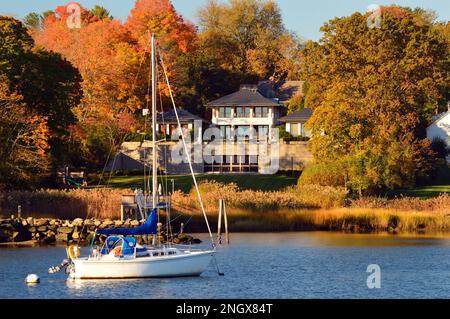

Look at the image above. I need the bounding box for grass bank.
[88,173,299,193]
[169,207,450,233]
[1,181,449,234]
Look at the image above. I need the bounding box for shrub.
[298,162,347,187]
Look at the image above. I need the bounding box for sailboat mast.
[151,34,158,209]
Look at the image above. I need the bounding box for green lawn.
[387,185,450,199]
[90,174,299,193]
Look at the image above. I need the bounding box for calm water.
[2,232,450,299]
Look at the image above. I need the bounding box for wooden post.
[180,222,184,234]
[17,205,21,218]
[120,205,124,222]
[217,199,223,244]
[223,200,229,244]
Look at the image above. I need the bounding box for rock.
[48,225,58,232]
[114,220,123,227]
[43,235,56,244]
[28,227,37,233]
[72,232,80,240]
[33,219,48,227]
[130,220,140,227]
[94,220,101,227]
[46,230,56,237]
[57,227,73,234]
[72,218,84,226]
[37,226,47,232]
[85,232,95,243]
[100,220,114,229]
[84,219,94,227]
[26,217,34,225]
[21,220,28,227]
[192,238,202,244]
[56,233,71,242]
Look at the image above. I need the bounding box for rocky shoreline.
[0,216,201,246]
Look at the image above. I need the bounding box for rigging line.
[157,74,170,204]
[157,48,216,248]
[96,143,114,187]
[143,34,154,198]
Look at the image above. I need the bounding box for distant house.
[278,108,312,138]
[207,84,282,140]
[427,106,450,163]
[156,108,209,137]
[257,80,304,105]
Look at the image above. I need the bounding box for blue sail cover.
[97,208,158,236]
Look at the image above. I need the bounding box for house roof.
[206,86,281,107]
[257,80,304,103]
[278,108,313,123]
[156,108,209,124]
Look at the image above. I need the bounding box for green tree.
[90,5,112,20]
[300,6,450,193]
[0,77,50,188]
[198,0,303,80]
[0,17,82,177]
[23,12,43,30]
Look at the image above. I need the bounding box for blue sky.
[0,0,449,40]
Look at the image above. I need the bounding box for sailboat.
[54,34,217,280]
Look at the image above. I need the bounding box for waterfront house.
[427,105,450,164]
[156,108,209,137]
[278,108,313,138]
[204,81,312,173]
[207,84,282,141]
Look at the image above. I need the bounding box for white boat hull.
[69,250,214,279]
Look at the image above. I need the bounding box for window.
[220,126,233,140]
[236,107,251,118]
[219,107,233,118]
[255,107,269,118]
[236,107,244,118]
[219,107,226,118]
[236,126,251,139]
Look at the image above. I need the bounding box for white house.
[207,84,282,141]
[427,107,450,163]
[278,108,312,138]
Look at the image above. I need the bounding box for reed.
[173,208,450,233]
[170,181,348,212]
[0,188,128,219]
[0,183,448,234]
[351,193,450,212]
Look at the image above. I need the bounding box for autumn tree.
[0,17,82,174]
[0,76,50,188]
[300,7,450,194]
[198,0,303,80]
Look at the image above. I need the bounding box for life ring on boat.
[113,246,122,257]
[68,245,80,259]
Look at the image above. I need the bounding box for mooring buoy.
[25,274,40,284]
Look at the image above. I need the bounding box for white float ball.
[25,274,40,284]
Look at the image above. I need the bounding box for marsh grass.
[174,208,450,233]
[0,182,448,233]
[0,188,129,219]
